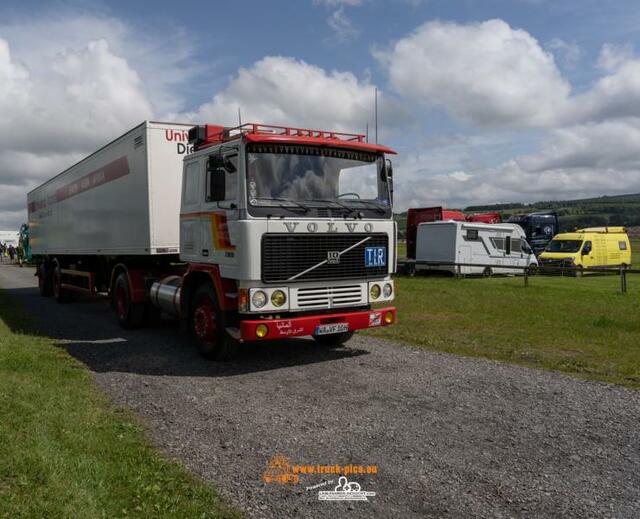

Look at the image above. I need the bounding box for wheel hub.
[193,302,216,342]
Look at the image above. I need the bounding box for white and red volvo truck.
[28,120,397,359]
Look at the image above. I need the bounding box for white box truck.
[415,221,538,276]
[28,121,398,359]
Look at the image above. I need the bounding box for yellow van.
[539,227,632,274]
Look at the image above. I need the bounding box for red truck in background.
[465,212,502,224]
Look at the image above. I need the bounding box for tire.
[482,267,493,278]
[312,331,355,348]
[38,263,53,297]
[191,284,239,361]
[113,272,145,329]
[52,262,72,303]
[527,264,538,276]
[574,266,584,278]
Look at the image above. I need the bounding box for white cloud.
[191,56,407,134]
[547,38,581,69]
[597,43,634,71]
[327,7,360,42]
[375,19,571,127]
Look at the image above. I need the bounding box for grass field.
[0,290,242,518]
[368,272,640,388]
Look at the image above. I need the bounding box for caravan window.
[490,237,505,250]
[466,229,479,240]
[511,238,521,254]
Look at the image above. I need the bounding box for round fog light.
[383,283,393,298]
[271,290,286,307]
[256,324,269,338]
[252,290,267,309]
[384,311,394,324]
[370,284,381,300]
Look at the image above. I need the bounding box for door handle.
[202,249,209,257]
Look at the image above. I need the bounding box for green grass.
[368,273,640,388]
[0,290,243,519]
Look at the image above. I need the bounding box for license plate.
[315,323,349,335]
[365,246,387,267]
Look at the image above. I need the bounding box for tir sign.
[365,247,387,267]
[327,251,340,264]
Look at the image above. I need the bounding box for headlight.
[271,290,286,307]
[370,284,381,300]
[383,283,393,298]
[252,290,267,309]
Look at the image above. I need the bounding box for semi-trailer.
[28,121,398,360]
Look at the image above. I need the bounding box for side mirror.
[385,159,394,203]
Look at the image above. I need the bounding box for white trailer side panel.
[146,122,192,253]
[28,121,192,256]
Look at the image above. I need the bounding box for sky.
[2,0,640,229]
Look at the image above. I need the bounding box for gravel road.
[1,262,639,518]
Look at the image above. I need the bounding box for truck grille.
[294,284,365,309]
[262,233,388,283]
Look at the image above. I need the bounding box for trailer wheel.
[114,272,145,329]
[191,284,238,361]
[482,267,493,278]
[52,263,72,303]
[527,264,538,276]
[38,263,53,297]
[312,331,354,348]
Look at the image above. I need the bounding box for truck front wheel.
[312,331,355,348]
[114,272,145,329]
[191,284,238,361]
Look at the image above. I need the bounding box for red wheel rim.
[193,301,216,342]
[116,286,127,318]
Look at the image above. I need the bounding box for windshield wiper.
[307,199,357,214]
[252,197,310,213]
[341,199,387,214]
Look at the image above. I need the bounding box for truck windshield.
[545,239,583,253]
[246,144,390,216]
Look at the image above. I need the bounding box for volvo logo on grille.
[327,251,340,264]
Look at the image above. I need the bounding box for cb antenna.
[238,107,242,126]
[374,87,378,144]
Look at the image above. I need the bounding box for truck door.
[180,159,203,263]
[200,148,239,267]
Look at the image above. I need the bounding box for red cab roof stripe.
[243,132,397,154]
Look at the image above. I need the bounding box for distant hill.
[395,193,640,235]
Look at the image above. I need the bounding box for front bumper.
[239,307,396,342]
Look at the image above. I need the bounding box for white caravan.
[415,221,538,275]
